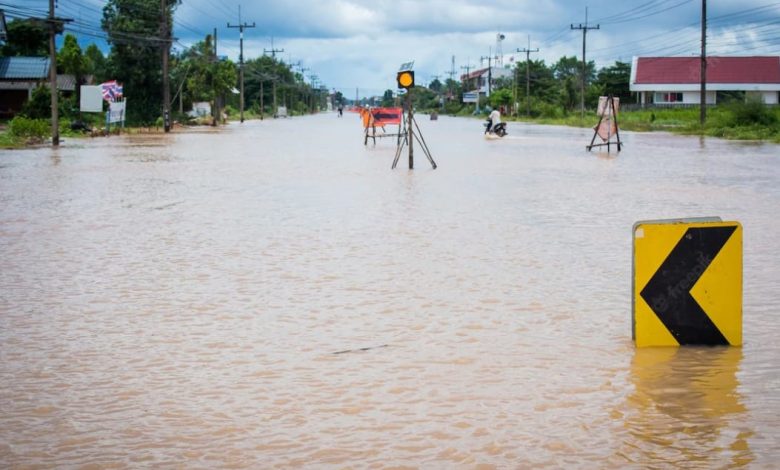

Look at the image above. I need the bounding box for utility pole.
[48,0,60,145]
[228,5,255,123]
[460,63,473,86]
[264,37,284,59]
[461,59,475,111]
[571,7,599,119]
[263,40,284,117]
[448,55,456,100]
[480,52,493,97]
[44,2,72,146]
[700,0,707,125]
[161,0,171,132]
[212,27,219,126]
[297,67,309,114]
[517,36,539,117]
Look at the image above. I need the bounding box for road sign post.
[633,218,742,347]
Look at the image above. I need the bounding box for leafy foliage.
[1,19,48,56]
[101,0,180,124]
[19,86,52,119]
[58,34,87,102]
[9,116,50,141]
[84,44,109,82]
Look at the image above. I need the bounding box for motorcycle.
[484,120,508,137]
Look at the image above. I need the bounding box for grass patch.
[506,105,780,142]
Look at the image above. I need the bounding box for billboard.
[80,85,103,112]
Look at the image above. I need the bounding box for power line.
[227,5,255,123]
[571,7,599,117]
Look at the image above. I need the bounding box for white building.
[630,56,780,105]
[461,66,513,102]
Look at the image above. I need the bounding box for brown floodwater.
[1,114,779,468]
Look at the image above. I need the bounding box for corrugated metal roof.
[57,74,76,91]
[634,56,780,85]
[0,57,51,80]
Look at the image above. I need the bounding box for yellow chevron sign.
[632,219,742,347]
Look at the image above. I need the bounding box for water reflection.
[621,347,753,467]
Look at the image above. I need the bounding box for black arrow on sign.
[640,226,737,345]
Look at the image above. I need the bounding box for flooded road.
[1,114,779,468]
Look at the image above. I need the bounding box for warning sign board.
[632,218,742,347]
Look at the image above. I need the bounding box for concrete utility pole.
[460,63,473,86]
[212,27,220,126]
[48,0,59,145]
[517,36,539,117]
[461,59,475,111]
[264,37,284,59]
[297,66,309,114]
[228,5,255,123]
[161,0,171,132]
[700,0,707,125]
[263,40,284,117]
[45,1,72,146]
[479,53,493,97]
[448,55,456,100]
[571,7,599,118]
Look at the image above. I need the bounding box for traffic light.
[397,70,415,89]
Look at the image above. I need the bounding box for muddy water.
[1,115,779,468]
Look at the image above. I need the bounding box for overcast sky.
[16,0,780,97]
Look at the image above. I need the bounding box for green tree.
[244,55,312,115]
[553,56,595,111]
[381,89,394,107]
[411,87,438,110]
[1,19,48,56]
[58,34,86,103]
[102,0,181,124]
[429,78,442,93]
[84,44,108,83]
[488,88,513,109]
[19,85,51,119]
[595,61,631,102]
[180,36,236,101]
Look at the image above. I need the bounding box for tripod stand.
[392,91,437,170]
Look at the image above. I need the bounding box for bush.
[19,85,51,119]
[726,100,777,127]
[534,102,564,119]
[9,116,49,141]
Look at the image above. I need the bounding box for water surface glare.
[1,114,779,468]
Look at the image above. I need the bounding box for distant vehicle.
[484,121,507,137]
[275,106,288,118]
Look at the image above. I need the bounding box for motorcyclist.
[485,108,501,134]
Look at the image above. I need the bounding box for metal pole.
[571,8,599,119]
[700,0,707,125]
[526,49,531,116]
[228,7,256,124]
[161,0,171,132]
[581,23,586,119]
[48,0,59,146]
[407,90,413,169]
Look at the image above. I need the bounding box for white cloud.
[172,0,780,97]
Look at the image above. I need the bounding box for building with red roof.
[630,56,780,106]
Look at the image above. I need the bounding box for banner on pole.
[108,100,126,123]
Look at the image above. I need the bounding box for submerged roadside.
[500,104,780,143]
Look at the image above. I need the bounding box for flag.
[100,80,122,102]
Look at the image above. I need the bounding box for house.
[630,56,780,106]
[0,56,81,118]
[0,56,50,117]
[461,66,513,103]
